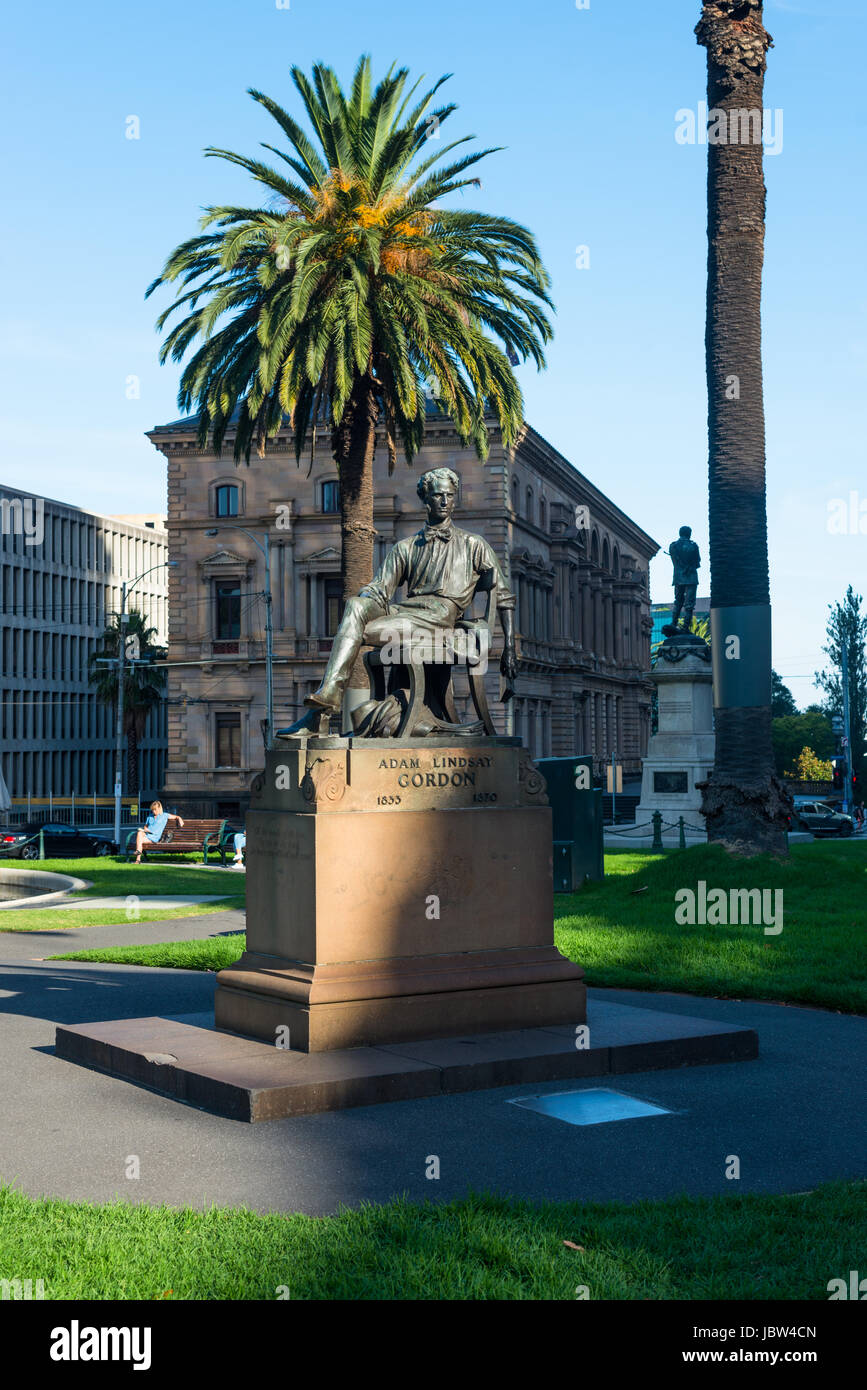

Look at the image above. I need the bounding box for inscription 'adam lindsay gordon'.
[378,754,493,789]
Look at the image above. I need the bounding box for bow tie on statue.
[423,523,453,543]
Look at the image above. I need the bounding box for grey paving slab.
[41,895,233,910]
[541,1002,744,1043]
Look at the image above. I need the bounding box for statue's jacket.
[359,524,516,621]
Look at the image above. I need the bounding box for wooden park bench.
[215,827,246,868]
[123,818,227,864]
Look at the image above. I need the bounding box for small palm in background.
[88,611,166,797]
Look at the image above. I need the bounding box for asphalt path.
[0,910,864,1215]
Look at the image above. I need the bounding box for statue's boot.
[304,687,342,713]
[276,707,330,737]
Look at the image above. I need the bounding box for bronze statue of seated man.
[296,467,517,730]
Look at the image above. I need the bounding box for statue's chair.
[359,569,498,738]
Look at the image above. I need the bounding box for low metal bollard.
[652,811,663,851]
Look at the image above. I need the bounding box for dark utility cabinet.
[537,755,604,891]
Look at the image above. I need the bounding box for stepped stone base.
[54,999,758,1122]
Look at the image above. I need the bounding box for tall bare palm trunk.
[696,0,790,855]
[331,370,380,691]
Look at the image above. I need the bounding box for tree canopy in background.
[771,712,835,781]
[771,670,798,718]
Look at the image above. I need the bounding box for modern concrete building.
[147,406,658,818]
[0,485,168,801]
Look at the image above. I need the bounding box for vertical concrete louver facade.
[0,485,168,801]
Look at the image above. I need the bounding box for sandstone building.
[148,407,658,818]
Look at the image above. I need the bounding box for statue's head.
[678,525,692,539]
[418,468,459,524]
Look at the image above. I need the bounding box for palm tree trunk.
[696,0,790,855]
[331,370,380,690]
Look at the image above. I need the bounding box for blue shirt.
[145,812,169,842]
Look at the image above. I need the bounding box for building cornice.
[147,413,659,563]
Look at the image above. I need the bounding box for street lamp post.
[205,525,273,750]
[113,560,176,848]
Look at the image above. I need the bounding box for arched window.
[215,484,238,518]
[511,476,519,514]
[322,479,340,513]
[602,538,610,571]
[526,487,534,521]
[591,530,600,565]
[539,497,547,531]
[613,546,620,578]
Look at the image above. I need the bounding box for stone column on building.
[593,580,603,659]
[581,566,593,656]
[294,565,304,641]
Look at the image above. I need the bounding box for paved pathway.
[0,911,864,1216]
[40,895,237,911]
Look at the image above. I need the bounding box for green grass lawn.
[555,841,867,1014]
[50,933,246,969]
[49,843,865,1013]
[1,857,247,897]
[0,1181,861,1300]
[0,859,246,932]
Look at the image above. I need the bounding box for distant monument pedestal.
[214,737,586,1052]
[634,633,714,843]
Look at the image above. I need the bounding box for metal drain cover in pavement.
[509,1087,672,1126]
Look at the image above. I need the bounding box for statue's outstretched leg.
[305,595,379,713]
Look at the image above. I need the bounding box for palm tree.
[147,56,553,612]
[695,2,790,855]
[89,611,166,797]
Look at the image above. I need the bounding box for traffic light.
[832,758,846,790]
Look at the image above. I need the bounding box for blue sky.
[2,0,864,706]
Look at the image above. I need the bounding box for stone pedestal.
[634,638,715,842]
[214,737,586,1051]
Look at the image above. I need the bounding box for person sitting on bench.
[133,800,185,863]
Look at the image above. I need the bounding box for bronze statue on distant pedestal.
[662,526,700,636]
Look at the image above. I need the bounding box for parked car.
[791,801,854,838]
[0,823,116,859]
